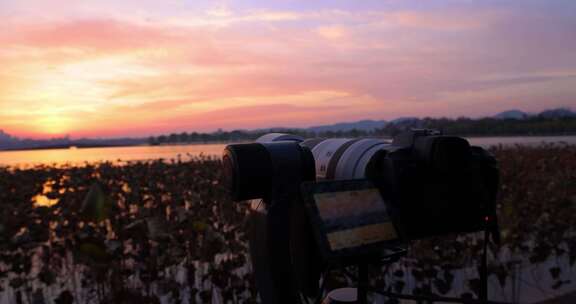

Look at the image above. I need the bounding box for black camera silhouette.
[223,130,499,304]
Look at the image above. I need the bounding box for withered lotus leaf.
[80,183,115,223]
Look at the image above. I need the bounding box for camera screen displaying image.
[302,180,400,258]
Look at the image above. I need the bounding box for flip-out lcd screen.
[315,189,397,250]
[302,180,401,259]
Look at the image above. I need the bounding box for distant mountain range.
[305,117,432,133]
[0,130,15,142]
[307,120,388,133]
[493,110,530,120]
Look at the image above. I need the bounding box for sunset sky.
[1,0,575,138]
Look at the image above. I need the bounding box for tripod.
[319,247,407,304]
[324,228,501,304]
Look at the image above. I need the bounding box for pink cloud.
[385,9,503,31]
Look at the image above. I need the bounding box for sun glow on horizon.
[34,115,73,136]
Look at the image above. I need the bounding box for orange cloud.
[315,25,349,40]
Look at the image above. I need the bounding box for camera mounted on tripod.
[223,130,499,304]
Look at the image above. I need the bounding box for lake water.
[1,135,575,167]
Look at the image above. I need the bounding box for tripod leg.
[480,229,489,302]
[358,263,369,304]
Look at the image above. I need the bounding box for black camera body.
[223,130,499,304]
[366,130,499,240]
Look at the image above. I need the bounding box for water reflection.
[32,194,59,207]
[1,136,576,167]
[32,180,59,207]
[0,143,228,167]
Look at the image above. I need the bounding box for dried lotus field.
[0,144,575,303]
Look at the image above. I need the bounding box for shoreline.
[0,143,140,152]
[2,134,575,153]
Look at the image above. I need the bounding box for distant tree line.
[377,116,576,137]
[148,116,576,145]
[0,131,146,151]
[148,129,312,145]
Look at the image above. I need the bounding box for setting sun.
[35,115,72,135]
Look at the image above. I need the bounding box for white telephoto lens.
[311,138,355,180]
[334,139,389,180]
